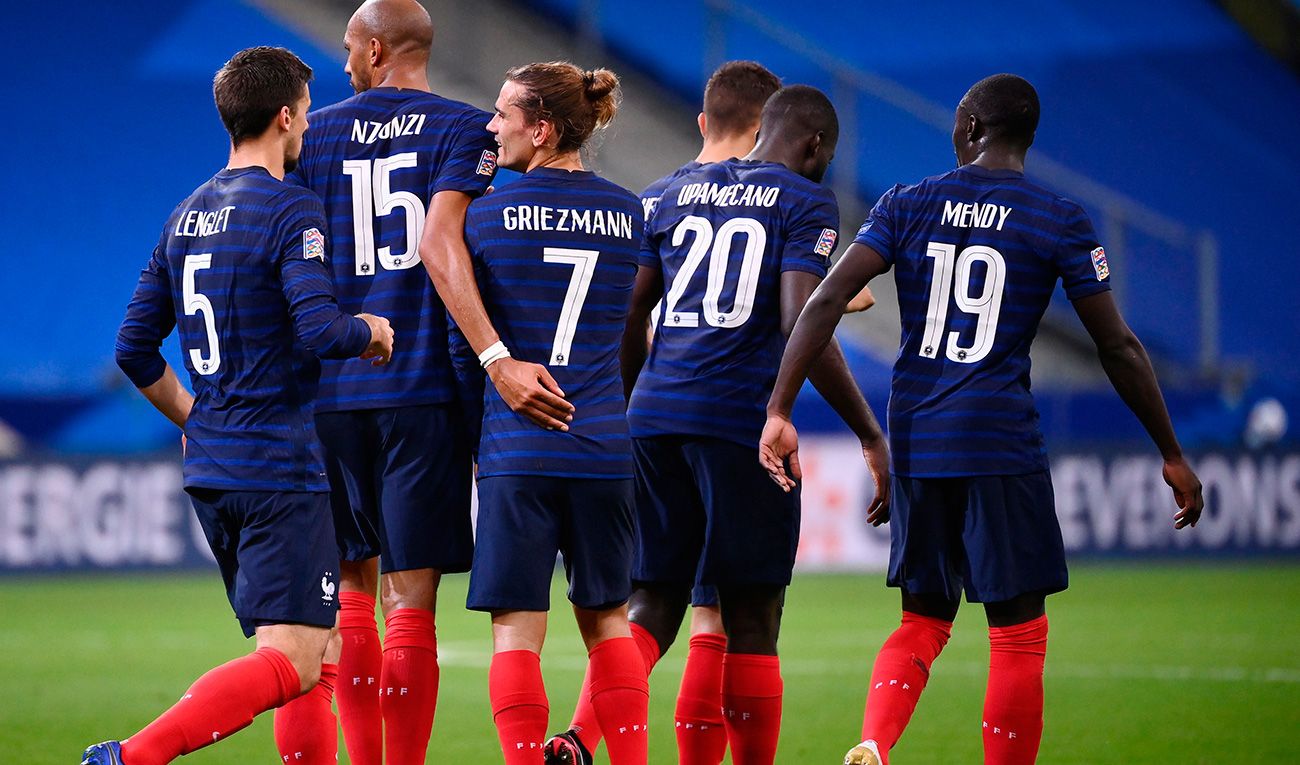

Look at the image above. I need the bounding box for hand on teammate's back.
[1162,456,1204,529]
[759,414,800,492]
[861,436,891,526]
[487,357,575,431]
[357,313,394,366]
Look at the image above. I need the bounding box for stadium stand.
[1,0,1295,457]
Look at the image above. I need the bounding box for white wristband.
[478,340,511,369]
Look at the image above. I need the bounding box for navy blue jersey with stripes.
[116,168,372,492]
[290,88,496,411]
[854,164,1111,477]
[640,161,701,219]
[465,167,643,478]
[628,159,839,446]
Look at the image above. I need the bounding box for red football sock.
[569,621,661,753]
[587,636,650,765]
[120,646,300,765]
[490,649,549,765]
[721,653,783,765]
[381,608,439,765]
[860,611,953,762]
[274,663,338,765]
[983,615,1048,765]
[675,632,727,765]
[337,591,382,765]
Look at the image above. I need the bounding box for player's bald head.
[347,0,433,60]
[758,85,839,149]
[959,74,1039,150]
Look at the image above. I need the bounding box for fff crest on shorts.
[1091,246,1109,280]
[303,227,325,261]
[477,149,498,177]
[814,228,838,258]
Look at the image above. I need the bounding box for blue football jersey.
[116,168,372,492]
[464,167,643,479]
[628,159,840,446]
[640,161,701,219]
[290,87,496,412]
[854,164,1111,477]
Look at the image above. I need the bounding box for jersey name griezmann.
[502,205,636,239]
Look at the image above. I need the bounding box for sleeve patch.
[477,149,498,176]
[303,227,325,260]
[814,228,838,258]
[1091,246,1109,280]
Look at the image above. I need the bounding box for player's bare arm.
[137,366,195,429]
[620,265,664,400]
[419,189,574,431]
[760,242,891,489]
[770,269,890,522]
[1072,290,1204,528]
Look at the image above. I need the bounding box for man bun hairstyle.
[506,61,621,152]
[703,60,782,139]
[962,73,1040,149]
[213,46,313,147]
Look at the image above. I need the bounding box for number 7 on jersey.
[543,247,599,367]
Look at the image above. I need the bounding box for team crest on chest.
[1091,246,1109,280]
[303,227,325,261]
[814,228,838,258]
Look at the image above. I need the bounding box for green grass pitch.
[3,563,1297,764]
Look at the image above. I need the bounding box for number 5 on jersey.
[920,242,1006,364]
[183,253,222,375]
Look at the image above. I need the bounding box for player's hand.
[861,436,891,526]
[759,414,800,492]
[845,285,876,314]
[1163,456,1203,529]
[487,357,575,431]
[357,313,394,366]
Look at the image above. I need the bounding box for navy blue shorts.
[888,470,1068,603]
[632,436,801,590]
[316,404,473,574]
[188,488,340,638]
[468,476,634,612]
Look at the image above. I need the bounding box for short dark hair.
[759,84,838,146]
[213,47,313,147]
[962,74,1039,149]
[703,60,782,138]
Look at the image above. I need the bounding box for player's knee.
[573,603,631,649]
[257,624,330,693]
[379,568,438,614]
[718,585,783,654]
[984,591,1047,628]
[629,581,691,653]
[323,626,344,665]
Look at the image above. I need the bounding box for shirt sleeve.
[852,185,900,265]
[431,110,498,198]
[115,234,176,388]
[1053,202,1112,300]
[780,186,840,277]
[637,197,663,270]
[276,192,372,359]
